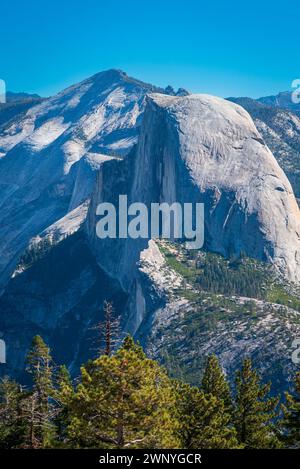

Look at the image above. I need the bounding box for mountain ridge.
[0,70,299,392]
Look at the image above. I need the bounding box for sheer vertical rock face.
[88,93,300,285]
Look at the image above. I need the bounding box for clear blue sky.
[1,0,299,98]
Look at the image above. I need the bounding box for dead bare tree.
[90,301,121,357]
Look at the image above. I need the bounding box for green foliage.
[267,286,300,311]
[48,365,73,447]
[0,377,27,448]
[195,253,267,298]
[122,335,145,358]
[0,335,295,450]
[159,241,300,310]
[26,335,54,401]
[64,337,180,448]
[175,380,239,449]
[202,355,233,415]
[234,359,281,448]
[24,335,55,448]
[281,372,300,447]
[154,242,300,389]
[151,293,263,386]
[160,243,268,298]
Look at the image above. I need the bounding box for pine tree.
[65,336,180,448]
[56,365,73,393]
[0,377,26,448]
[24,335,55,448]
[103,301,118,356]
[234,358,281,448]
[281,372,300,447]
[90,301,121,357]
[176,380,239,449]
[122,335,145,358]
[54,365,74,446]
[201,354,233,414]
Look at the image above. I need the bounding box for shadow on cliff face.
[0,231,128,383]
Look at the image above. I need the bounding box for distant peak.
[88,68,127,82]
[6,91,42,102]
[164,85,189,97]
[87,69,166,94]
[102,68,128,78]
[86,69,189,97]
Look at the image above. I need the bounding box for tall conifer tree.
[24,335,55,448]
[281,372,300,447]
[234,359,281,448]
[176,380,239,449]
[202,354,233,414]
[65,336,179,448]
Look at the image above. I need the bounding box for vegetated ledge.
[157,240,300,311]
[143,241,300,391]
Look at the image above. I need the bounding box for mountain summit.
[0,71,299,388]
[0,70,164,287]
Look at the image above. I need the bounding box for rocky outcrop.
[88,93,300,286]
[1,73,300,388]
[0,70,161,288]
[228,97,300,199]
